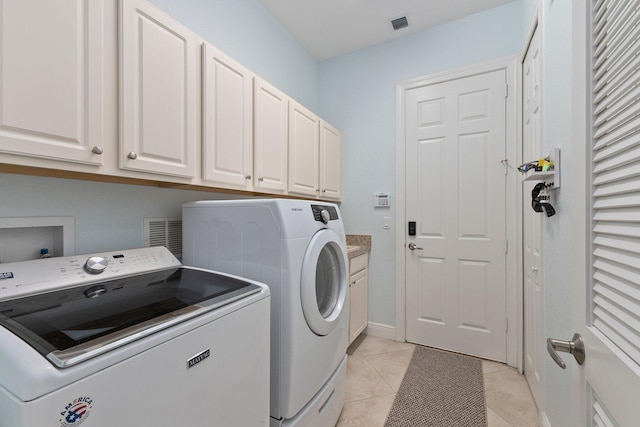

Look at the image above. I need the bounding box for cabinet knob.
[322,189,326,193]
[258,177,264,182]
[91,146,104,155]
[127,151,138,160]
[245,175,252,180]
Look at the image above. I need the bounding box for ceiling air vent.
[391,16,409,31]
[144,217,182,260]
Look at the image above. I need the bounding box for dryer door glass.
[300,229,348,336]
[316,244,340,317]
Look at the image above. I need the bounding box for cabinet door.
[120,0,197,178]
[349,268,369,344]
[0,0,105,166]
[254,77,288,193]
[202,42,253,187]
[288,100,319,197]
[320,121,342,200]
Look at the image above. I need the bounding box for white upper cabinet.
[0,0,105,166]
[202,42,254,188]
[254,77,288,193]
[119,0,198,178]
[0,0,341,199]
[320,121,342,200]
[288,100,320,198]
[288,100,342,200]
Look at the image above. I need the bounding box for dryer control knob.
[321,209,331,224]
[84,256,108,274]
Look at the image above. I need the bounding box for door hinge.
[505,83,509,98]
[501,159,508,175]
[505,318,509,333]
[505,239,509,254]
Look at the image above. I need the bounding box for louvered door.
[572,1,640,425]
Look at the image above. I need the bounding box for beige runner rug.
[384,345,487,427]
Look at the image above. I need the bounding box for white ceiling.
[259,0,515,61]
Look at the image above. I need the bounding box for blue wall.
[319,1,523,326]
[149,0,320,111]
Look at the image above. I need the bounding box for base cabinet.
[349,253,369,344]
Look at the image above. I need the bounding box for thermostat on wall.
[374,193,390,207]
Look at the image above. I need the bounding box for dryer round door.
[300,229,348,336]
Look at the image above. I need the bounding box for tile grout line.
[361,348,415,392]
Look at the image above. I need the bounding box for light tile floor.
[336,335,539,427]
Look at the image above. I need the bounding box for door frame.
[520,2,544,404]
[394,56,520,368]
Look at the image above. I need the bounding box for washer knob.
[84,256,108,274]
[320,209,331,224]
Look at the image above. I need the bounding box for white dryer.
[183,199,349,427]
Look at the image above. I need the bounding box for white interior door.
[522,26,542,407]
[568,1,640,425]
[405,68,507,361]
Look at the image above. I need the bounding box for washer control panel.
[0,247,181,301]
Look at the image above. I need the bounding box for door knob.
[127,151,137,160]
[408,243,423,251]
[547,333,585,369]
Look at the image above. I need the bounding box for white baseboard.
[540,412,551,427]
[364,322,396,340]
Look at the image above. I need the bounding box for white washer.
[0,247,270,427]
[183,199,349,427]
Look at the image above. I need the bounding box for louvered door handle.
[547,333,585,369]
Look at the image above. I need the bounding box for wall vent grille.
[391,16,409,31]
[144,218,182,260]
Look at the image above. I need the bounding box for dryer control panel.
[0,247,180,301]
[311,205,339,223]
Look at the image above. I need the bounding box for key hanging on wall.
[531,183,556,217]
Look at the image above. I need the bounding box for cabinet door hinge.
[505,239,509,254]
[505,318,509,332]
[505,83,509,98]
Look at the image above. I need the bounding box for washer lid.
[0,267,261,368]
